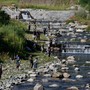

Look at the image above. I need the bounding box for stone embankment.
[2,6,75,21]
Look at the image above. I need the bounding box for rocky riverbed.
[0,54,90,90]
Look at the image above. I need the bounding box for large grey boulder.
[33,83,44,90]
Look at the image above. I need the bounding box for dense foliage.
[0,19,26,57]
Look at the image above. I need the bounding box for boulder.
[42,79,48,83]
[63,72,71,78]
[33,83,44,90]
[27,78,34,82]
[76,75,83,79]
[49,84,59,87]
[74,67,80,72]
[66,59,76,64]
[52,72,63,78]
[43,74,51,77]
[30,74,37,77]
[67,86,79,90]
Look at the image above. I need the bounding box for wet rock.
[62,78,76,82]
[63,72,71,78]
[85,84,90,89]
[52,72,63,78]
[74,67,80,72]
[43,74,51,77]
[30,73,37,77]
[67,86,79,90]
[62,59,66,64]
[43,68,49,74]
[61,67,69,71]
[42,79,48,83]
[27,78,34,82]
[88,72,90,75]
[49,84,59,87]
[86,61,90,64]
[33,83,44,90]
[66,59,76,64]
[49,64,55,70]
[76,75,83,79]
[67,56,75,64]
[28,70,35,74]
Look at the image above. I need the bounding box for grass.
[19,4,70,10]
[29,51,56,65]
[0,0,72,10]
[69,14,90,24]
[25,33,48,42]
[0,0,18,5]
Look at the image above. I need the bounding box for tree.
[0,10,10,25]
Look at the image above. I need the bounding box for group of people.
[0,54,38,79]
[29,55,38,70]
[15,54,38,71]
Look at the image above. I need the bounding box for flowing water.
[12,53,90,90]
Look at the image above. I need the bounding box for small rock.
[74,67,80,71]
[30,74,37,77]
[49,84,59,87]
[42,79,48,83]
[76,75,83,79]
[43,74,51,77]
[27,78,34,82]
[67,86,79,90]
[33,83,44,90]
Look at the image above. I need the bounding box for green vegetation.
[0,10,27,61]
[0,0,78,10]
[79,0,90,10]
[0,20,26,55]
[0,0,18,5]
[19,4,69,10]
[86,25,90,32]
[29,51,55,65]
[0,11,10,25]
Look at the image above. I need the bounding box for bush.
[75,8,87,18]
[86,25,90,32]
[0,20,26,55]
[0,10,10,25]
[66,19,75,24]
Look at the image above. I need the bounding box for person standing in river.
[15,54,20,70]
[29,55,33,69]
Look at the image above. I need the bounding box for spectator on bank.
[28,22,31,31]
[43,28,47,35]
[41,44,44,52]
[0,63,2,79]
[29,55,33,68]
[48,46,51,57]
[33,58,38,71]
